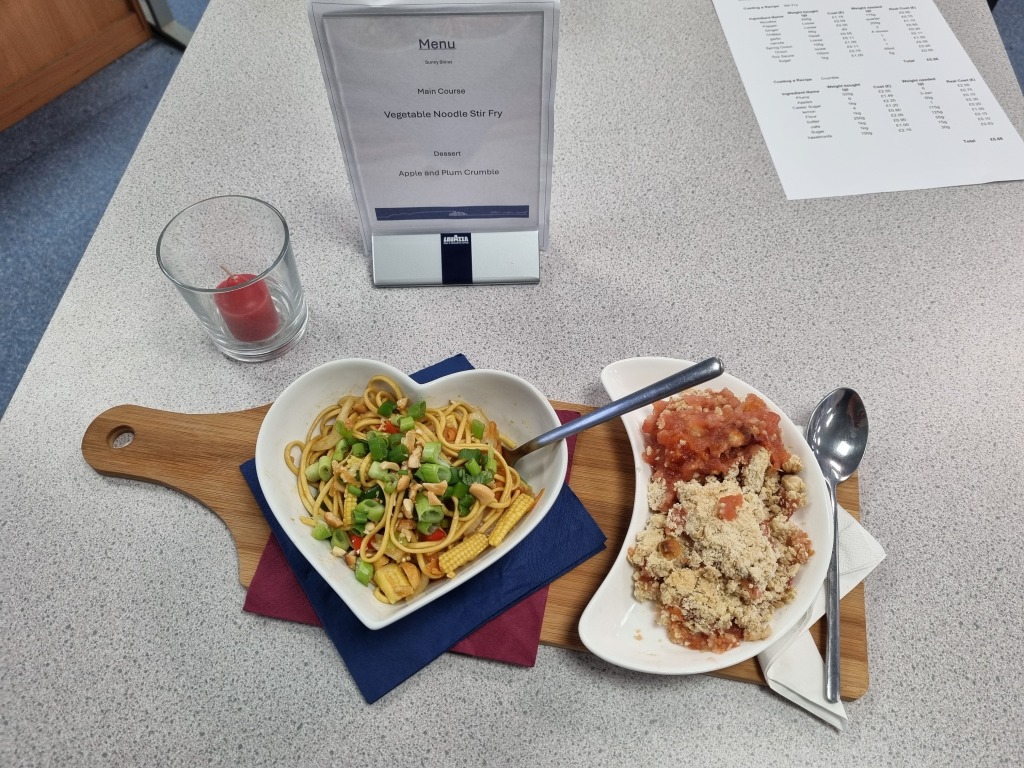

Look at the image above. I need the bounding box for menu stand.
[308,0,560,286]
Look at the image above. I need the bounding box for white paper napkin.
[757,505,886,729]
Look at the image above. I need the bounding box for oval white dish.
[577,357,832,674]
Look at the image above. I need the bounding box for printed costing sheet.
[713,0,1024,198]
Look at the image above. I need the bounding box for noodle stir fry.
[285,375,542,604]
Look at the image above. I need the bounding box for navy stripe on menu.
[375,205,529,221]
[440,233,473,285]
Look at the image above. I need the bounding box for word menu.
[713,0,1024,198]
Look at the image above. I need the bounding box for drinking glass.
[157,196,308,362]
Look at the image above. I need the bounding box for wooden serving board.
[81,401,869,699]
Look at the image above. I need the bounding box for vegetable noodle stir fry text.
[285,375,542,604]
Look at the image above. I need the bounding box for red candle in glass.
[214,272,280,342]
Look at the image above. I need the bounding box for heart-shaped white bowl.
[255,359,568,629]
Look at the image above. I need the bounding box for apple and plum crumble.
[627,388,813,652]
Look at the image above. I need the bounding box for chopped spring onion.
[422,441,443,464]
[444,481,469,500]
[414,493,444,524]
[367,433,388,461]
[418,513,451,536]
[311,521,332,540]
[354,559,374,586]
[470,419,486,440]
[359,485,384,502]
[472,470,495,487]
[458,448,482,462]
[317,455,332,482]
[331,438,349,461]
[377,400,396,417]
[355,498,385,523]
[368,461,399,493]
[415,463,451,484]
[331,529,351,550]
[408,400,427,420]
[353,505,368,529]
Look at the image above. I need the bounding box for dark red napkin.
[243,528,552,662]
[243,354,588,673]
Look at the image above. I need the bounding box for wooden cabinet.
[0,0,151,130]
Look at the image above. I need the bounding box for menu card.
[712,0,1024,198]
[308,0,559,285]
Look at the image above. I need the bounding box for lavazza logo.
[442,235,469,245]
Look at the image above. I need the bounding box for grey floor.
[1,1,1023,419]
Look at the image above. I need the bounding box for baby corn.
[342,492,357,528]
[439,533,488,577]
[488,494,535,547]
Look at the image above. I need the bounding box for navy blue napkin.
[241,354,607,703]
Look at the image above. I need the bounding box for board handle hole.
[109,426,135,449]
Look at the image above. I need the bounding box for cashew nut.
[469,483,496,505]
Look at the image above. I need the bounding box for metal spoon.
[505,357,725,466]
[805,388,869,704]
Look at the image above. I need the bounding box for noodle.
[284,375,540,604]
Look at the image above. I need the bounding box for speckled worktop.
[3,0,1023,764]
